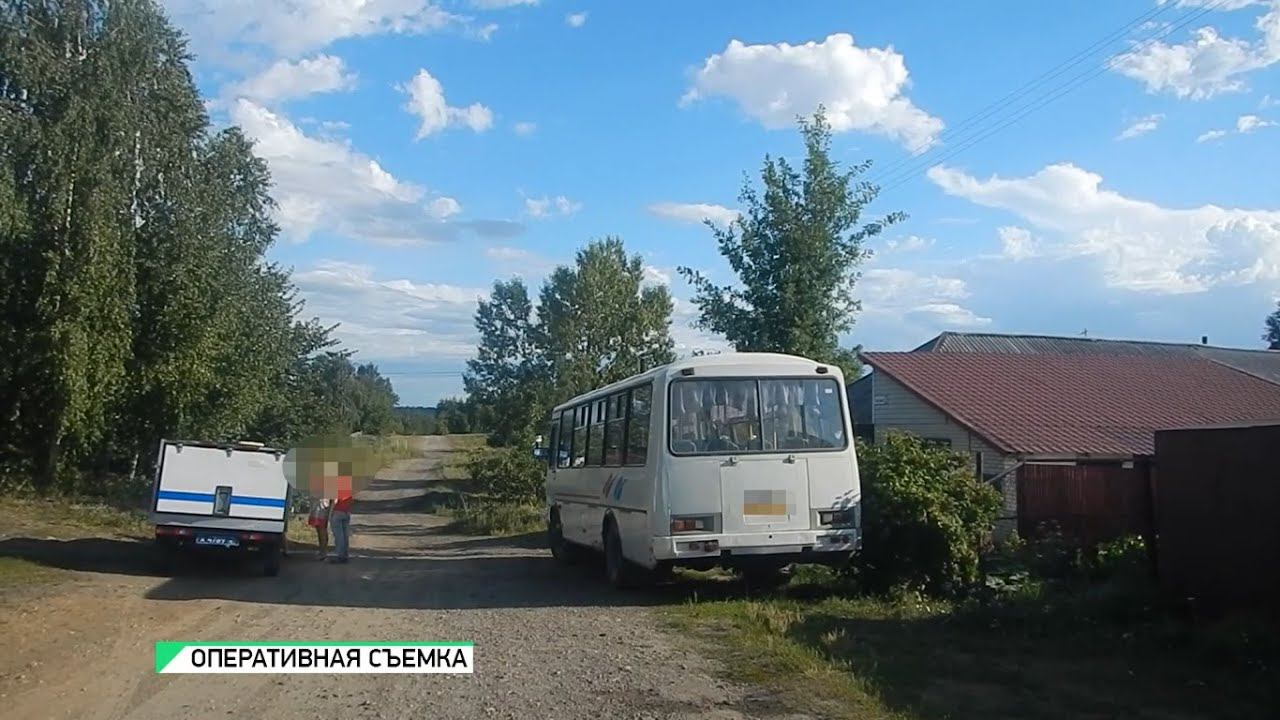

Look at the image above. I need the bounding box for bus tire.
[547,510,581,565]
[603,521,641,589]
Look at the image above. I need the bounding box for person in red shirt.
[328,465,354,563]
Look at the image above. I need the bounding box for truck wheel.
[262,543,281,577]
[153,544,178,576]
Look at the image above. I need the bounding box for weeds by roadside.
[447,502,543,536]
[0,497,151,540]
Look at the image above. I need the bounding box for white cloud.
[997,226,1040,261]
[1160,0,1263,10]
[1262,93,1278,107]
[647,202,738,227]
[294,260,486,361]
[229,99,521,245]
[524,194,582,218]
[927,162,1280,293]
[883,235,934,253]
[1110,2,1280,100]
[642,265,672,287]
[860,268,991,328]
[400,69,494,138]
[475,23,499,41]
[1116,113,1164,140]
[162,0,462,61]
[1197,128,1229,142]
[513,121,537,136]
[223,54,356,105]
[427,197,462,218]
[670,297,733,356]
[566,11,588,27]
[681,33,944,152]
[471,0,537,7]
[1237,113,1277,132]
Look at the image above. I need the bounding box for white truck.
[149,439,291,576]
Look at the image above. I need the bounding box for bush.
[449,501,544,536]
[853,433,1002,597]
[465,447,545,503]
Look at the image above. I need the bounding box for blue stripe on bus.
[156,490,286,508]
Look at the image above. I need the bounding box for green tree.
[1266,301,1280,350]
[537,237,675,402]
[464,279,548,446]
[678,109,900,378]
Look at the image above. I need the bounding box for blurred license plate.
[196,534,239,548]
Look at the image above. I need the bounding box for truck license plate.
[196,534,239,548]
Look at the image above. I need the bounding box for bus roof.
[551,352,843,412]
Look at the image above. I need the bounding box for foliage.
[853,433,1002,596]
[678,109,900,378]
[462,237,674,446]
[465,446,545,503]
[463,279,548,446]
[1266,300,1280,350]
[0,0,398,491]
[448,501,544,536]
[394,406,438,435]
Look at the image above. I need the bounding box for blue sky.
[164,0,1280,405]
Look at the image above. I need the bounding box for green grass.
[0,497,151,539]
[664,575,1280,720]
[0,556,62,587]
[447,501,543,536]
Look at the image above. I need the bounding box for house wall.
[869,371,1020,534]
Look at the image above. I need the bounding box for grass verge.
[0,497,151,540]
[447,501,543,536]
[664,574,1280,720]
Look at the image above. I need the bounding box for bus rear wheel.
[548,510,582,565]
[604,522,644,589]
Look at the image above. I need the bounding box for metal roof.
[914,332,1280,385]
[861,352,1280,456]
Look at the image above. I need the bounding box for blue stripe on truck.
[156,490,286,508]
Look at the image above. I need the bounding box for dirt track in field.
[0,436,803,720]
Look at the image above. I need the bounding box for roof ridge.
[928,330,1276,354]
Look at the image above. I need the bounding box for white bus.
[543,352,862,587]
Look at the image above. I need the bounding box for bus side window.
[557,410,573,469]
[572,405,588,468]
[626,383,652,465]
[587,399,605,467]
[604,392,625,466]
[547,415,559,469]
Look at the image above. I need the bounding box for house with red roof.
[854,332,1280,533]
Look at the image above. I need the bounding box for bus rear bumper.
[649,529,860,568]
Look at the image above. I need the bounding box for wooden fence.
[1016,462,1154,545]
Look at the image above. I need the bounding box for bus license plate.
[196,534,239,548]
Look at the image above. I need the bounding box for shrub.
[853,433,1002,597]
[465,447,545,503]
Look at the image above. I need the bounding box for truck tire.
[262,543,281,577]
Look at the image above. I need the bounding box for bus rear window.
[669,377,847,455]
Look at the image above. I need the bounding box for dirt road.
[0,438,794,720]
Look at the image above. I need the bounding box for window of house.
[586,399,606,467]
[604,392,626,466]
[626,384,652,465]
[571,405,588,468]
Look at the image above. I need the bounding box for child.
[307,497,332,559]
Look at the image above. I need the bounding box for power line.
[867,0,1179,185]
[869,0,1228,198]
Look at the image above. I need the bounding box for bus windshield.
[668,377,847,455]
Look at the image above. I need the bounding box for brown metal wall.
[1153,424,1280,607]
[1016,462,1153,545]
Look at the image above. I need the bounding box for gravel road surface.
[0,437,802,720]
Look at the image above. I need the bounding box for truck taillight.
[155,526,192,536]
